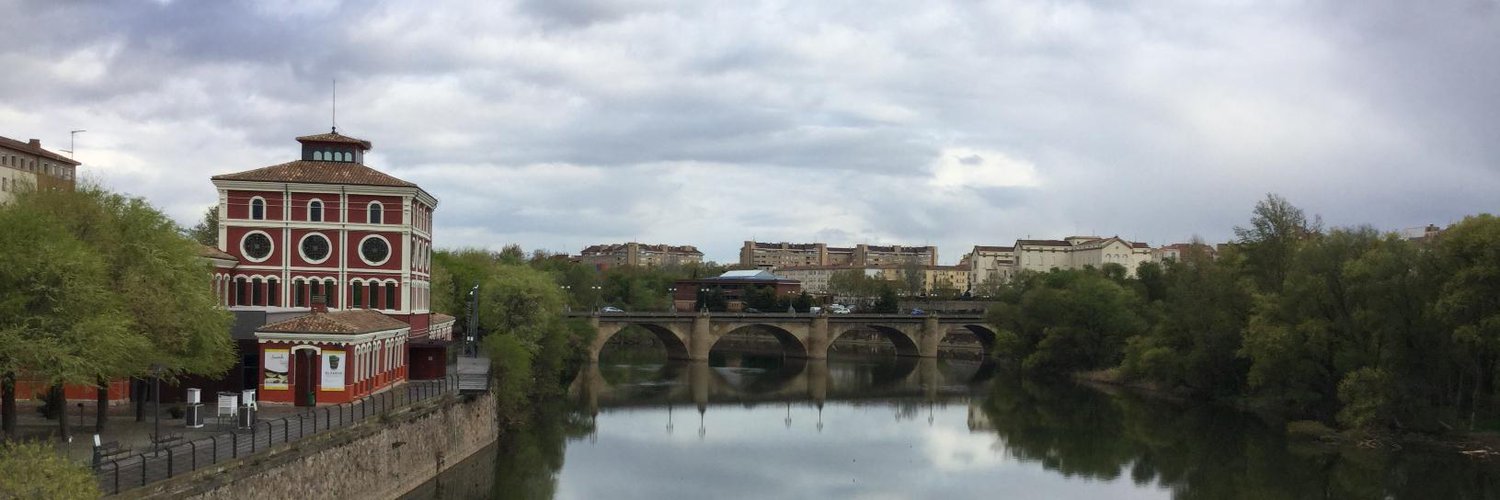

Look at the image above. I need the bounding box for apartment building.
[1,136,79,204]
[740,241,936,269]
[577,242,703,270]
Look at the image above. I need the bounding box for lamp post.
[150,364,162,453]
[591,285,602,312]
[467,284,479,356]
[667,287,677,313]
[560,285,571,313]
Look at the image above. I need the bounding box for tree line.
[986,194,1500,433]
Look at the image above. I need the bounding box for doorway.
[294,349,318,407]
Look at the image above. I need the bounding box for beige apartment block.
[577,242,703,270]
[0,136,78,204]
[741,241,936,269]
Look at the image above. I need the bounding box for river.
[405,349,1500,499]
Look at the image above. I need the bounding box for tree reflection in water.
[977,377,1500,499]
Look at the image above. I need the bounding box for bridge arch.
[828,325,920,357]
[708,324,809,359]
[942,324,998,353]
[592,322,691,361]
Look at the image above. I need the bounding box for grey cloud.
[4,0,1498,263]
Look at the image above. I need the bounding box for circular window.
[300,233,332,264]
[359,235,391,266]
[241,232,273,262]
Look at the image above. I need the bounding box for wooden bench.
[97,441,131,459]
[151,433,184,447]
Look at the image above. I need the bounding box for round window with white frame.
[358,234,392,266]
[240,231,274,263]
[299,232,333,264]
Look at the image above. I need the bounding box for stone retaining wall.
[123,392,496,500]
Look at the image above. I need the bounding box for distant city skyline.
[5,0,1496,265]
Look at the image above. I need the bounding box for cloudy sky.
[4,0,1497,263]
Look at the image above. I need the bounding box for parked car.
[909,308,926,316]
[828,304,852,314]
[808,306,822,314]
[600,306,625,313]
[743,307,762,313]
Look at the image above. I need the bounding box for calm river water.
[406,349,1500,499]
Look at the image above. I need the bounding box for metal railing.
[94,376,457,495]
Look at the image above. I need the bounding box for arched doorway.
[293,347,319,407]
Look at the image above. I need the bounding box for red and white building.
[210,131,455,406]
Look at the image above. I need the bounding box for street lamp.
[560,285,571,312]
[150,364,162,453]
[466,284,480,356]
[667,287,677,313]
[591,285,602,312]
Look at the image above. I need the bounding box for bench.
[97,441,131,459]
[151,433,184,447]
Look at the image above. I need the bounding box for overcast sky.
[4,0,1497,264]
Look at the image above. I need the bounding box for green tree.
[987,269,1147,376]
[185,205,218,247]
[0,205,138,439]
[1234,193,1318,293]
[1432,214,1500,429]
[1123,245,1252,397]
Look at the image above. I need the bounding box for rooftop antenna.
[331,79,338,134]
[61,130,86,158]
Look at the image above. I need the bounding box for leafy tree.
[987,269,1147,376]
[1234,193,1319,293]
[900,257,925,296]
[1122,245,1252,397]
[1432,214,1500,429]
[185,205,218,247]
[2,186,229,437]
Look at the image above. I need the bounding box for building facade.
[964,245,1017,292]
[0,136,78,204]
[577,242,703,270]
[672,270,801,312]
[740,241,936,269]
[209,130,454,406]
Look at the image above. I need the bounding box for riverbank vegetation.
[987,194,1500,434]
[430,249,595,424]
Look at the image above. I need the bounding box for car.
[909,308,925,316]
[808,306,822,314]
[743,307,762,313]
[828,304,852,314]
[600,306,625,313]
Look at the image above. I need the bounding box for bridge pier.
[917,314,942,358]
[689,312,713,360]
[805,314,830,360]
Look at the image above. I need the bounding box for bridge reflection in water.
[569,353,997,419]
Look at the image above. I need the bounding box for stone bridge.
[571,312,997,362]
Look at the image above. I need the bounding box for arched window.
[267,277,280,306]
[235,277,249,306]
[250,197,266,220]
[293,279,306,307]
[367,202,383,224]
[313,151,324,161]
[385,282,397,310]
[251,277,264,306]
[351,281,364,308]
[308,200,323,222]
[344,152,353,162]
[323,279,337,308]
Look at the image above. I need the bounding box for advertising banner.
[263,349,289,390]
[321,351,346,392]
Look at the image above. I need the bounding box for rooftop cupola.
[296,129,372,163]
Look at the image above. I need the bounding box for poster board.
[263,349,289,390]
[322,351,346,391]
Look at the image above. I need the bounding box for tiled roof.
[0,136,80,165]
[295,131,372,149]
[1016,239,1071,247]
[972,245,1014,252]
[1131,242,1151,249]
[260,310,410,335]
[431,313,456,325]
[196,243,237,261]
[212,160,417,187]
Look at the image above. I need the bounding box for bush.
[0,441,100,499]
